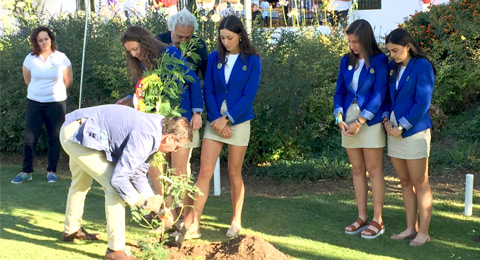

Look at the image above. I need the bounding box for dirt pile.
[167,234,291,260]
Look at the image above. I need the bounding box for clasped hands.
[338,120,362,136]
[211,115,232,138]
[383,121,403,137]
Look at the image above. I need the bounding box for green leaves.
[248,28,347,164]
[141,50,186,117]
[178,38,202,66]
[133,47,204,244]
[403,0,480,114]
[137,240,168,260]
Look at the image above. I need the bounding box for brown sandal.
[62,227,100,242]
[361,220,385,239]
[345,217,369,235]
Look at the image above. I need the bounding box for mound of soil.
[167,235,291,260]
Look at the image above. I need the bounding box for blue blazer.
[139,46,203,121]
[333,53,388,125]
[165,47,203,121]
[204,51,262,125]
[383,57,434,138]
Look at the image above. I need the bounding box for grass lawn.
[1,163,479,260]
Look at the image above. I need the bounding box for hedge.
[1,0,479,178]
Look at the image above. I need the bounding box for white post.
[245,0,252,36]
[213,157,221,196]
[465,174,474,216]
[79,0,90,109]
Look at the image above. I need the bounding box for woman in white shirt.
[11,26,73,184]
[328,0,351,28]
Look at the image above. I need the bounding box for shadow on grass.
[1,165,109,259]
[2,164,479,260]
[0,214,103,259]
[203,188,480,260]
[1,165,106,223]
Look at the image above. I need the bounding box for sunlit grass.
[435,199,480,210]
[1,164,479,260]
[434,210,478,221]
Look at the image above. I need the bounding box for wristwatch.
[141,199,148,209]
[398,125,404,131]
[193,112,202,115]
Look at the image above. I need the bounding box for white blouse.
[396,65,407,90]
[330,0,352,11]
[224,53,239,84]
[23,50,71,102]
[350,59,365,93]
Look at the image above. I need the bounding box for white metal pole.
[465,174,474,216]
[213,157,221,196]
[79,0,90,109]
[245,0,252,36]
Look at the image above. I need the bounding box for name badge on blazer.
[217,63,222,69]
[370,68,375,74]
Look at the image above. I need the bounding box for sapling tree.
[129,41,202,251]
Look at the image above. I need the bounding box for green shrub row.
[0,13,165,152]
[0,12,348,166]
[1,0,479,181]
[247,29,348,164]
[254,155,352,182]
[402,0,480,114]
[429,106,480,171]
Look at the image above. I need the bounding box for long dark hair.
[217,15,258,62]
[30,26,58,56]
[385,28,436,74]
[120,26,168,83]
[345,19,383,68]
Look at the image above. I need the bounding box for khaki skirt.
[180,129,200,150]
[387,112,431,159]
[203,100,250,146]
[341,103,386,148]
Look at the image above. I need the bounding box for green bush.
[1,13,347,170]
[247,28,348,164]
[254,152,352,182]
[0,32,30,152]
[0,11,168,152]
[3,2,478,181]
[402,0,480,114]
[430,106,480,171]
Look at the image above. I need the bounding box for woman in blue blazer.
[184,15,261,239]
[383,28,435,246]
[117,26,203,215]
[333,19,388,239]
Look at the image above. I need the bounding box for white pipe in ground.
[465,174,474,216]
[213,157,221,196]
